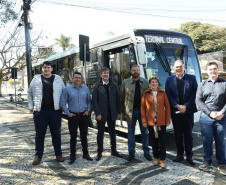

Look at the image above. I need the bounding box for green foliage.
[107,31,115,36]
[0,0,18,25]
[8,79,20,86]
[172,22,226,54]
[55,34,75,51]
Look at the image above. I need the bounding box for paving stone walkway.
[0,98,221,184]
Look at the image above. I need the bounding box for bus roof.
[92,29,191,49]
[133,29,191,38]
[32,46,79,67]
[32,29,192,67]
[92,33,133,49]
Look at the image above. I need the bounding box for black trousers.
[148,126,166,160]
[68,115,89,156]
[97,118,117,155]
[171,113,194,157]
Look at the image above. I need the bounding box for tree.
[8,79,20,87]
[55,34,75,51]
[172,22,226,54]
[0,27,43,97]
[0,0,18,26]
[32,45,56,64]
[107,31,115,36]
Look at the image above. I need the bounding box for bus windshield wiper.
[155,43,171,76]
[180,45,188,68]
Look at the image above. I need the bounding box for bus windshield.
[144,45,201,89]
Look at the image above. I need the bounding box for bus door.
[105,46,135,87]
[104,46,136,129]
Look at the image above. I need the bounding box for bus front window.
[145,47,201,89]
[145,47,175,89]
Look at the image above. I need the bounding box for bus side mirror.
[136,43,147,65]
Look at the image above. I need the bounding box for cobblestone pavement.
[0,98,224,185]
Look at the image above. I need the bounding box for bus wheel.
[90,110,98,129]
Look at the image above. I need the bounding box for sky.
[2,0,226,50]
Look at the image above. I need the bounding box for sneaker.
[153,158,159,166]
[160,160,165,168]
[199,162,212,170]
[32,157,42,165]
[144,154,152,161]
[56,155,65,162]
[218,165,226,175]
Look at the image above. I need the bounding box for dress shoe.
[173,155,184,162]
[56,155,65,162]
[186,157,195,166]
[69,156,76,164]
[127,153,135,161]
[96,154,102,161]
[111,151,123,158]
[144,154,152,161]
[83,154,93,161]
[32,157,42,165]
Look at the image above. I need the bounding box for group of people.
[28,60,226,175]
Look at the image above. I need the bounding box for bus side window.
[68,58,71,69]
[91,50,97,63]
[53,64,56,74]
[57,60,63,71]
[129,45,136,67]
[63,58,68,70]
[74,54,81,68]
[107,47,131,85]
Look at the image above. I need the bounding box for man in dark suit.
[165,60,197,165]
[92,67,122,161]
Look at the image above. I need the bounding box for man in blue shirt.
[60,72,92,164]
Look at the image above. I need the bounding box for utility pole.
[22,0,32,86]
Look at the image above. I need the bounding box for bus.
[32,29,202,134]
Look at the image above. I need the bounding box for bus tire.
[89,109,98,129]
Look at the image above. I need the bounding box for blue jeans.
[128,110,150,155]
[199,112,226,166]
[33,109,62,158]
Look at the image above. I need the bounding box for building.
[198,51,226,79]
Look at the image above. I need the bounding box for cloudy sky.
[3,0,226,48]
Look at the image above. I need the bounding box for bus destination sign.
[144,35,184,45]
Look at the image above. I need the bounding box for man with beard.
[92,67,122,161]
[120,64,152,161]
